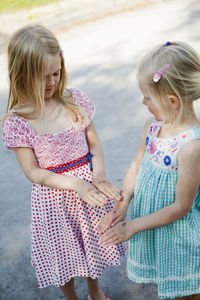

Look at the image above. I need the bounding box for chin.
[155,117,162,121]
[44,92,54,100]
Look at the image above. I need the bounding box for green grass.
[0,0,62,13]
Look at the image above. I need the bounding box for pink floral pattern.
[149,141,157,154]
[2,88,126,288]
[146,120,196,170]
[2,88,95,169]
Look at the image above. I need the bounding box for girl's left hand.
[98,201,127,233]
[93,177,121,201]
[99,220,135,245]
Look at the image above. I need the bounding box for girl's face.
[139,81,162,120]
[44,54,61,100]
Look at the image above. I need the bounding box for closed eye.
[53,71,60,76]
[45,69,61,79]
[144,96,150,100]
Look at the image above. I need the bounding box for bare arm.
[86,121,106,180]
[86,121,121,200]
[132,139,200,232]
[99,117,153,231]
[99,139,200,244]
[13,147,108,207]
[121,117,153,209]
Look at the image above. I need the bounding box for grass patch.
[0,0,62,13]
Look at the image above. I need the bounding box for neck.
[164,106,200,128]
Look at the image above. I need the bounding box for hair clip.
[166,41,171,46]
[60,49,64,58]
[152,64,171,83]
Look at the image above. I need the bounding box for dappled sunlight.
[1,0,200,299]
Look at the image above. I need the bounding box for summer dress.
[128,119,200,299]
[2,88,126,288]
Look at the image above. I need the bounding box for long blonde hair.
[3,25,87,125]
[137,41,200,123]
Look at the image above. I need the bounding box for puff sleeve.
[2,116,35,150]
[71,88,95,125]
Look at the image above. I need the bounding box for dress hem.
[32,259,124,289]
[127,273,200,299]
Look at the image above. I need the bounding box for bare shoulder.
[7,107,31,116]
[135,117,155,158]
[180,139,200,155]
[178,139,200,168]
[6,109,16,116]
[136,117,155,144]
[142,117,155,133]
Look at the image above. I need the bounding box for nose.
[46,75,55,86]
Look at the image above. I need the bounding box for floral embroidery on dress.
[149,141,157,154]
[163,155,171,166]
[146,120,196,171]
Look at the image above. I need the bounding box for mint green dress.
[128,120,200,299]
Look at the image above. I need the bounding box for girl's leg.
[176,297,192,300]
[176,294,200,300]
[60,278,79,300]
[86,277,108,300]
[192,295,200,300]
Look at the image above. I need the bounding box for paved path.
[0,0,151,54]
[1,0,200,299]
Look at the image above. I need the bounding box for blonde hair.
[3,25,87,125]
[137,41,200,123]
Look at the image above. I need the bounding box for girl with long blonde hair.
[2,25,126,300]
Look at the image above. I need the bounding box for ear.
[167,95,180,109]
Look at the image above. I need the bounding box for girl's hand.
[99,220,135,245]
[98,201,128,232]
[76,179,108,207]
[93,177,121,201]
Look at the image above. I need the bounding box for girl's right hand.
[98,201,128,232]
[76,179,108,207]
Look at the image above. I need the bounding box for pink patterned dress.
[2,88,126,288]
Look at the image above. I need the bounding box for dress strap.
[146,120,163,143]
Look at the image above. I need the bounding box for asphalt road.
[0,0,200,299]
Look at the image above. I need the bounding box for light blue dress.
[128,120,200,299]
